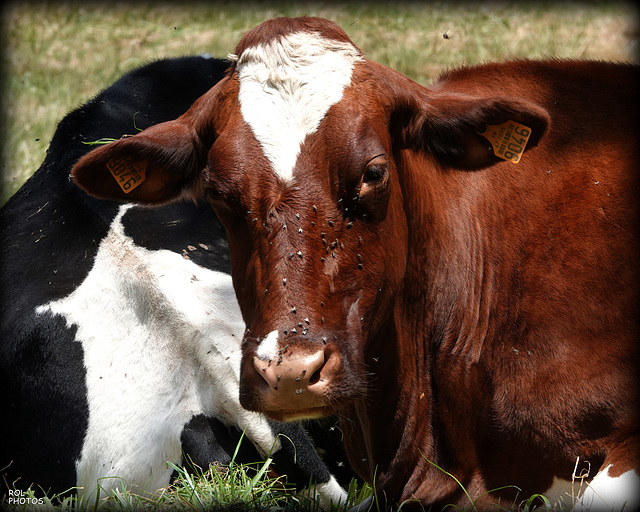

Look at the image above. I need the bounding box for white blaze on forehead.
[235,31,363,182]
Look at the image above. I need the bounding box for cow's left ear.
[71,82,222,204]
[392,89,550,170]
[71,119,207,204]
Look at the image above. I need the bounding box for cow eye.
[363,164,385,183]
[353,155,390,222]
[363,156,388,183]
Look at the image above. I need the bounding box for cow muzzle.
[240,336,341,421]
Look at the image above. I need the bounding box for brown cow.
[71,17,639,511]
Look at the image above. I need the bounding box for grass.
[3,430,373,511]
[3,459,373,511]
[3,458,578,512]
[1,1,638,204]
[1,438,592,511]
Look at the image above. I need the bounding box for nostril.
[307,348,337,387]
[308,365,323,386]
[303,350,326,386]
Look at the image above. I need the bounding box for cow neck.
[346,151,507,505]
[340,296,470,505]
[338,314,413,495]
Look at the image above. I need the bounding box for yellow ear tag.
[478,120,532,164]
[107,156,146,193]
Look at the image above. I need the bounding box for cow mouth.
[239,381,341,421]
[239,364,339,421]
[239,327,367,421]
[260,405,335,423]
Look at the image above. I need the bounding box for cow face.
[71,17,548,422]
[203,82,410,420]
[192,23,412,420]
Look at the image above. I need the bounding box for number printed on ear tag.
[107,157,146,193]
[478,121,532,164]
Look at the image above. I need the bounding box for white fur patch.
[35,205,277,500]
[310,478,348,510]
[236,31,362,182]
[257,329,280,361]
[574,465,640,512]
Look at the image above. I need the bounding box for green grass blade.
[420,455,478,512]
[240,457,273,501]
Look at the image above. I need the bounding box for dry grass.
[1,1,637,204]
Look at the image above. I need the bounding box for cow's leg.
[231,411,347,509]
[180,415,268,470]
[265,421,348,509]
[180,414,234,469]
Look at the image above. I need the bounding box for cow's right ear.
[375,61,550,170]
[396,91,550,170]
[71,83,223,205]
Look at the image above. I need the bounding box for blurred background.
[1,0,638,205]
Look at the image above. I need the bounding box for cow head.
[71,17,549,422]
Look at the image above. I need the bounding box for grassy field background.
[1,1,638,205]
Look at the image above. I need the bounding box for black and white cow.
[0,55,347,508]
